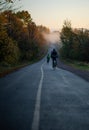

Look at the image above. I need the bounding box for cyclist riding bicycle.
[47,53,50,63]
[51,49,58,69]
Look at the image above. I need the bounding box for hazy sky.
[21,0,89,30]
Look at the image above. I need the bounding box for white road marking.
[31,62,44,130]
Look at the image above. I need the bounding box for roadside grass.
[62,59,89,71]
[0,61,33,78]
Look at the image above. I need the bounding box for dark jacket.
[51,49,58,60]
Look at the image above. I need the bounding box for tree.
[0,30,20,64]
[16,10,32,25]
[60,20,89,62]
[60,20,73,58]
[0,9,47,64]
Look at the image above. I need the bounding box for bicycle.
[52,59,57,69]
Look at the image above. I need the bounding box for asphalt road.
[0,56,89,130]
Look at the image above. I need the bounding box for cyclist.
[47,53,50,63]
[51,49,58,68]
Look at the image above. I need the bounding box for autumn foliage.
[0,10,49,65]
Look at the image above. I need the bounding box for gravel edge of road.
[57,59,89,82]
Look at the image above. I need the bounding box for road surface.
[0,57,89,130]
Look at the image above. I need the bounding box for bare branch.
[0,0,21,12]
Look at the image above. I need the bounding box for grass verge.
[62,59,89,71]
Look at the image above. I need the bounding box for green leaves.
[60,20,89,62]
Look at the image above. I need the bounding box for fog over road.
[0,52,89,130]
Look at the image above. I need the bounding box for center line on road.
[31,62,44,130]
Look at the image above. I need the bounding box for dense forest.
[60,20,89,62]
[0,0,50,66]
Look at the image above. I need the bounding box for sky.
[21,0,89,30]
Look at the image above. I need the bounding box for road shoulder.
[57,59,89,82]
